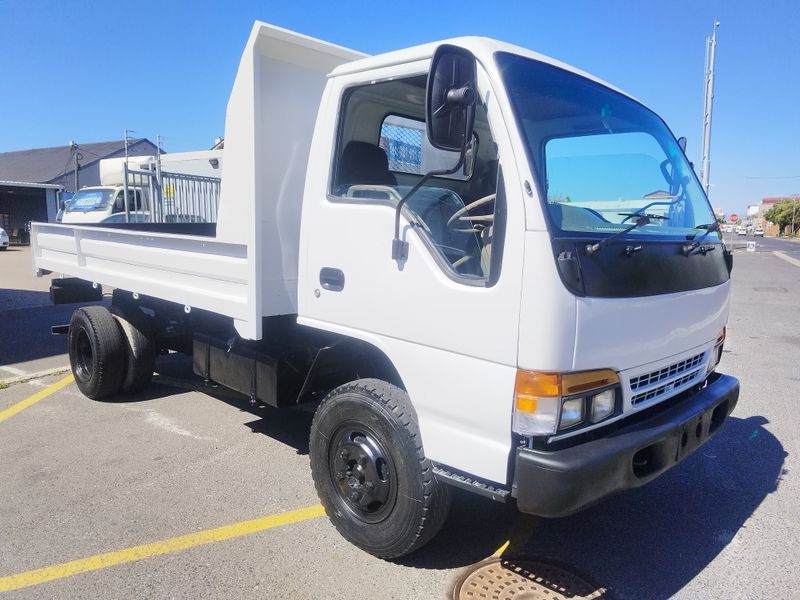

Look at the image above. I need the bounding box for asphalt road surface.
[1,242,798,598]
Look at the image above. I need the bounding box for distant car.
[736,226,747,235]
[100,211,151,224]
[754,227,764,237]
[722,224,734,233]
[0,227,8,250]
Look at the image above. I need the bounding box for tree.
[763,200,800,236]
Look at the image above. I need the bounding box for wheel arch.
[297,334,406,404]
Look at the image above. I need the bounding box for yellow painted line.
[0,504,326,592]
[492,539,510,557]
[0,374,74,425]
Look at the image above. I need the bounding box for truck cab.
[299,37,736,506]
[61,185,148,224]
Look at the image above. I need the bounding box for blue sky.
[0,0,797,216]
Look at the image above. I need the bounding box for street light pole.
[700,20,720,196]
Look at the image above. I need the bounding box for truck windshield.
[496,52,717,241]
[66,189,115,212]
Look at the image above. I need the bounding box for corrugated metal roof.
[0,139,158,185]
[0,180,63,189]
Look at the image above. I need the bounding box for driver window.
[331,75,501,282]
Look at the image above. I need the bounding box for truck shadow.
[0,289,107,366]
[150,353,316,454]
[401,415,785,600]
[135,359,785,599]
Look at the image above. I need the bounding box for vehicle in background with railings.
[60,150,222,225]
[31,22,739,559]
[60,184,152,224]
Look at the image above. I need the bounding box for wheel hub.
[330,426,395,523]
[74,328,94,382]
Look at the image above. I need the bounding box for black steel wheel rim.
[328,421,397,524]
[74,328,93,382]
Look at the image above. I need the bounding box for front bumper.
[512,372,739,517]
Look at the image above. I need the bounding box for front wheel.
[309,379,451,559]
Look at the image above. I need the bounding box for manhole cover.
[452,556,610,600]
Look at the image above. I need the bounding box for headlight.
[560,397,584,429]
[590,389,616,422]
[706,327,726,375]
[513,368,620,436]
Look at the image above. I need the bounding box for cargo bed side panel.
[31,223,250,324]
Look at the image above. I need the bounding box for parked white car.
[754,227,764,237]
[736,226,747,235]
[0,227,8,249]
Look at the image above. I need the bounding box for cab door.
[299,62,526,484]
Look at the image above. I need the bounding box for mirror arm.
[391,150,466,261]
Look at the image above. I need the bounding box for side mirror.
[426,45,477,152]
[678,136,687,154]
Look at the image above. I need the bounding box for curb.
[0,366,72,387]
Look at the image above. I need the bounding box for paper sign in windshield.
[72,192,105,209]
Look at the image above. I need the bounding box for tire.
[68,307,126,400]
[110,306,155,394]
[309,379,451,559]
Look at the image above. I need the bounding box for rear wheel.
[309,379,451,559]
[68,307,125,400]
[110,306,155,394]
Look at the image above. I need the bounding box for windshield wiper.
[585,213,667,255]
[682,221,720,256]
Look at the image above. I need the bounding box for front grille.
[631,368,704,405]
[629,353,705,390]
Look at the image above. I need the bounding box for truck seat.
[337,141,397,187]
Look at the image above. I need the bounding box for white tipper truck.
[31,22,739,558]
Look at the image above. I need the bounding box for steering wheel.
[445,193,496,231]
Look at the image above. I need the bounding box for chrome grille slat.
[629,353,705,390]
[630,367,704,405]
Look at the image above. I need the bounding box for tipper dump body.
[32,23,364,339]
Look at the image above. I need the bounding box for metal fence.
[380,123,423,174]
[123,163,221,224]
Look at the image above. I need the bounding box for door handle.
[319,267,345,292]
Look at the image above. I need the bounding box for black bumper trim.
[512,372,740,518]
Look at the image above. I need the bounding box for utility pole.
[700,20,720,196]
[69,141,81,192]
[124,129,136,162]
[155,134,164,223]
